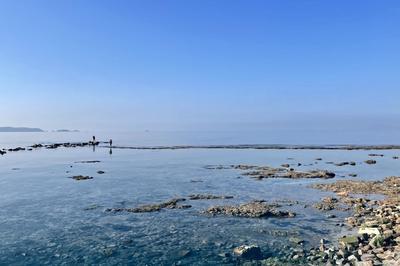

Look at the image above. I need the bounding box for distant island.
[55,129,80,132]
[0,127,44,132]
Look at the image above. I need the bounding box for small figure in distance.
[92,136,96,143]
[109,139,113,147]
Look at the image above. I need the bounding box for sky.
[0,0,399,137]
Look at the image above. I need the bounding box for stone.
[347,254,359,262]
[358,227,381,236]
[360,253,375,261]
[369,235,384,248]
[355,262,373,266]
[233,245,263,260]
[364,220,379,227]
[339,236,359,250]
[289,237,304,245]
[178,249,191,258]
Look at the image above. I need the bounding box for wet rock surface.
[311,176,400,197]
[313,197,348,211]
[203,201,296,218]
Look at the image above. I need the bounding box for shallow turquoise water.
[1,135,399,265]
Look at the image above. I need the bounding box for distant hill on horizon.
[55,129,80,132]
[0,127,44,132]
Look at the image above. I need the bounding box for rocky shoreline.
[0,141,106,156]
[207,164,336,180]
[202,162,400,265]
[227,177,400,265]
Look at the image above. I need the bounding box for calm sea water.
[1,132,399,265]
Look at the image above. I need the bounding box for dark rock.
[335,161,356,166]
[71,175,93,181]
[364,160,377,165]
[97,171,105,174]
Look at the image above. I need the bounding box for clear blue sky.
[0,0,399,134]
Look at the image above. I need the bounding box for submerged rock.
[204,201,295,218]
[106,198,191,213]
[313,197,342,211]
[364,160,377,165]
[97,171,105,174]
[188,194,233,200]
[233,245,263,259]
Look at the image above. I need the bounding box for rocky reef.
[203,200,296,218]
[207,164,335,180]
[106,198,191,213]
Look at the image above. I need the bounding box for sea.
[0,131,399,265]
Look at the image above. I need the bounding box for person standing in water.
[109,139,113,147]
[92,136,96,143]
